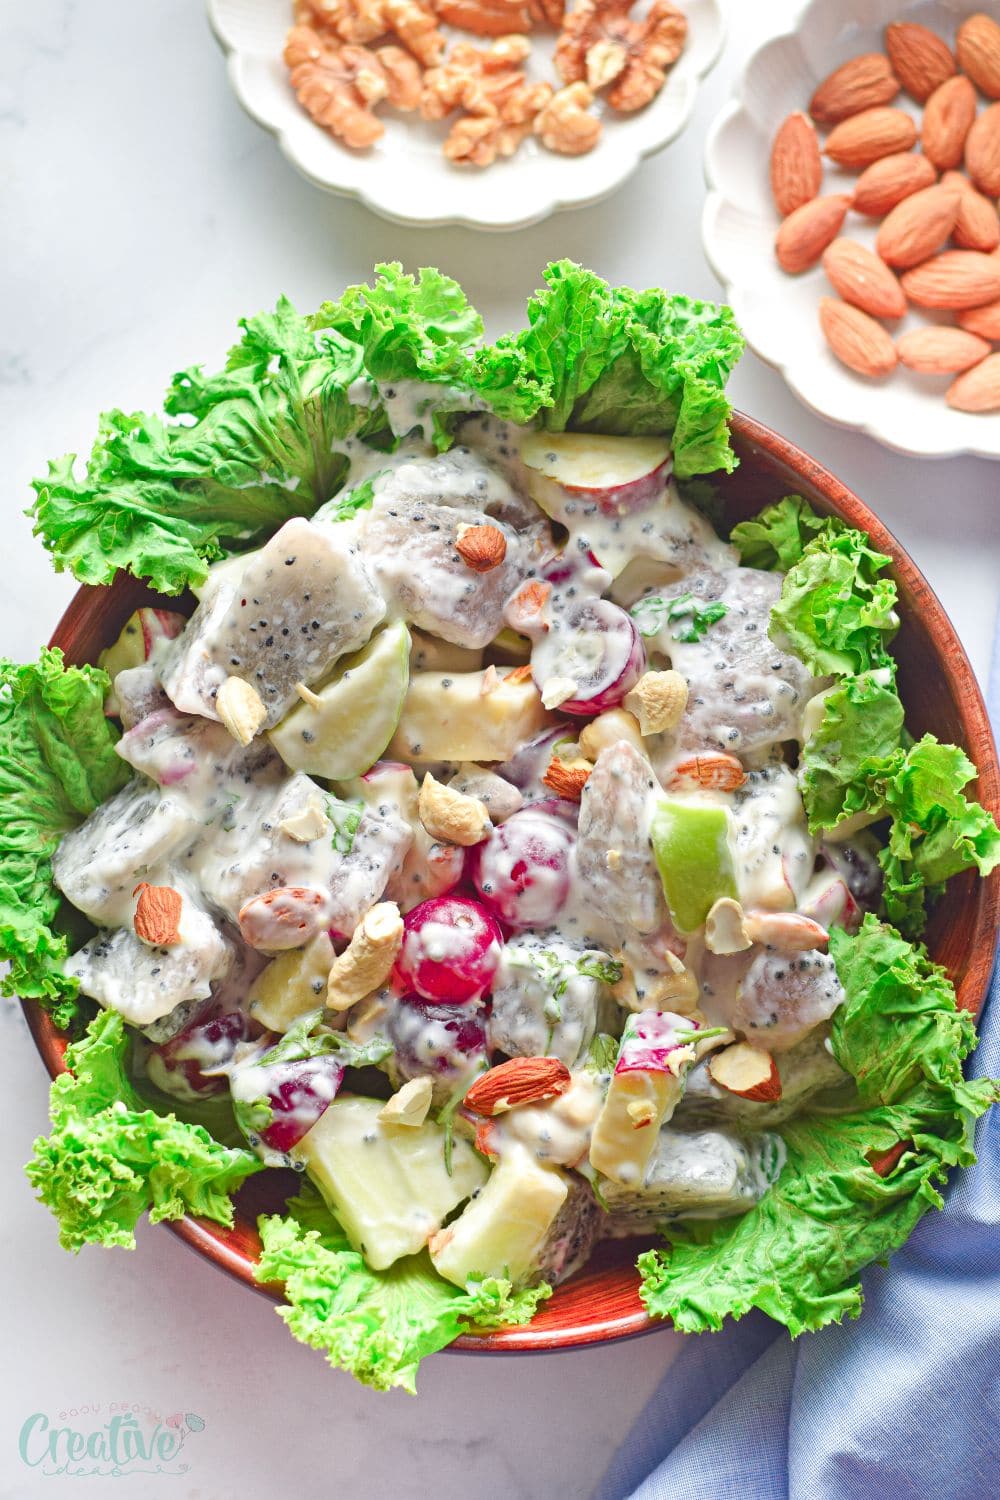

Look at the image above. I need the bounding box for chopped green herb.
[630,592,728,642]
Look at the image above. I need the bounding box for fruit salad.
[4,264,998,1392]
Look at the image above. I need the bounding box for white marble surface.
[1,3,997,1498]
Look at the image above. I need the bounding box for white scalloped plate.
[702,0,1000,460]
[207,0,725,230]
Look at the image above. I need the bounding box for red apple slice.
[520,432,671,518]
[708,1042,782,1103]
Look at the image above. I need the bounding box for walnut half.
[555,0,687,113]
[534,81,602,154]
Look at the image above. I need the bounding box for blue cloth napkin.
[597,626,1000,1500]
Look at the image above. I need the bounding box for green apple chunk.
[651,799,738,934]
[269,621,410,780]
[429,1144,568,1290]
[292,1094,487,1271]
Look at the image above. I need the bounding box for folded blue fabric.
[597,625,1000,1500]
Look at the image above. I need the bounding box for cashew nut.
[705,897,752,955]
[418,771,492,847]
[216,675,267,745]
[378,1076,434,1128]
[624,670,689,736]
[326,902,404,1012]
[579,708,645,760]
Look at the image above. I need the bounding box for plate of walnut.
[208,0,724,228]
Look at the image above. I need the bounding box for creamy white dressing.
[53,406,872,1274]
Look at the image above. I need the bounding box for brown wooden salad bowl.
[24,410,1000,1354]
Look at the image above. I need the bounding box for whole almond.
[810,54,899,124]
[875,183,961,267]
[822,238,907,317]
[464,1056,572,1116]
[941,171,1000,252]
[896,326,992,373]
[824,108,917,169]
[819,298,898,377]
[770,111,823,216]
[885,21,956,102]
[133,882,183,946]
[922,75,977,170]
[956,13,1000,99]
[775,194,852,273]
[853,151,937,215]
[900,249,1000,309]
[946,352,1000,410]
[456,522,507,572]
[958,297,1000,337]
[965,102,1000,196]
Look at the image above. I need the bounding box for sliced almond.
[922,75,977,171]
[946,352,1000,411]
[818,297,898,378]
[770,111,823,217]
[775,194,853,274]
[708,1042,782,1103]
[853,151,938,216]
[941,172,1000,253]
[809,54,899,124]
[824,107,916,169]
[822,238,906,318]
[133,882,183,946]
[958,298,1000,339]
[885,21,956,102]
[956,13,1000,100]
[896,326,993,375]
[900,250,1000,309]
[965,102,1000,197]
[875,183,961,267]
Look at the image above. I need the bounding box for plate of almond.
[703,0,1000,458]
[208,0,725,229]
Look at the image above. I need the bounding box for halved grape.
[387,994,489,1093]
[394,895,503,1003]
[471,807,574,929]
[253,1055,346,1155]
[531,599,645,717]
[145,1008,252,1100]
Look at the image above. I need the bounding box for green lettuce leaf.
[799,671,905,833]
[0,649,129,1028]
[25,1009,262,1251]
[770,527,899,676]
[471,261,744,478]
[638,916,997,1335]
[313,263,482,389]
[30,299,382,594]
[730,494,845,571]
[256,1186,550,1393]
[875,737,1000,932]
